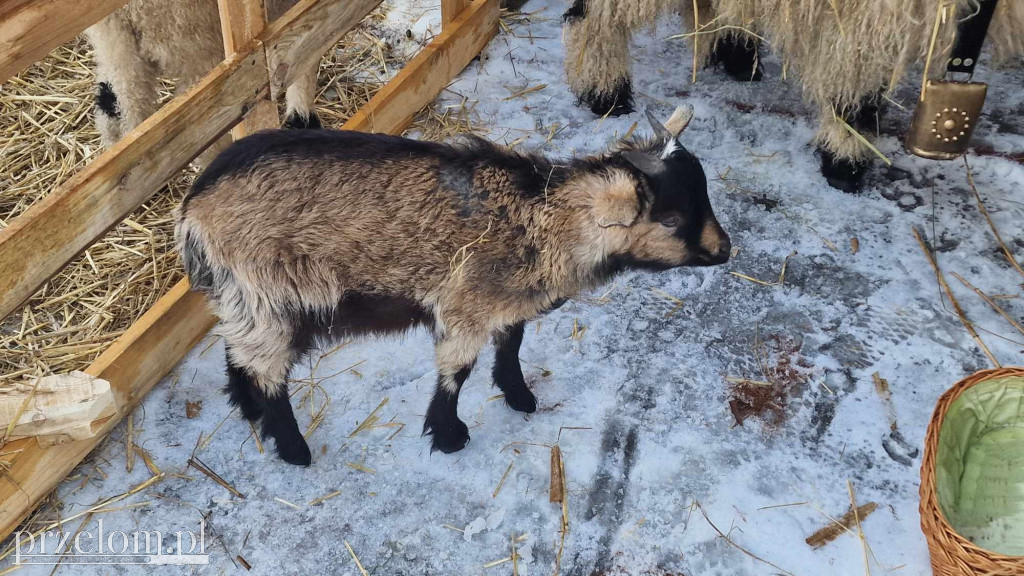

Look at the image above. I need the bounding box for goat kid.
[175,106,730,465]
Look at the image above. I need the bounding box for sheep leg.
[562,2,634,117]
[424,332,486,453]
[283,67,322,130]
[709,35,763,82]
[85,14,160,146]
[492,322,537,413]
[817,94,886,193]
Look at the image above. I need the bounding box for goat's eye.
[660,215,683,228]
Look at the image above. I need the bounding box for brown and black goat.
[174,106,730,465]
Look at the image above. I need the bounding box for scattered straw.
[912,227,1000,367]
[344,540,370,576]
[951,272,1024,337]
[848,480,872,576]
[346,462,376,474]
[964,156,1024,277]
[188,457,245,499]
[308,490,342,506]
[493,460,514,498]
[695,501,794,576]
[806,501,878,549]
[274,497,302,511]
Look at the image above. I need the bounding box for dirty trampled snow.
[5,0,1024,574]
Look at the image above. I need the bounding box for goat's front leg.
[424,331,487,453]
[493,322,537,413]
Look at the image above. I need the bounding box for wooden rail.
[0,0,498,542]
[0,0,129,83]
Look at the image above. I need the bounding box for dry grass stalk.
[696,501,794,576]
[805,501,878,548]
[274,497,301,511]
[549,445,564,503]
[848,480,872,576]
[493,460,514,498]
[964,156,1024,277]
[187,456,245,499]
[951,272,1024,337]
[349,397,390,438]
[851,237,859,254]
[236,555,252,571]
[912,227,1000,367]
[553,446,569,576]
[344,540,370,576]
[346,462,376,474]
[650,288,684,317]
[308,490,342,506]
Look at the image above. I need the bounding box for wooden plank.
[344,0,498,134]
[0,0,499,542]
[441,0,470,27]
[0,0,128,83]
[0,280,216,542]
[264,0,382,100]
[0,47,268,322]
[219,0,281,138]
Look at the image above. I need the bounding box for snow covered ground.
[7,1,1024,574]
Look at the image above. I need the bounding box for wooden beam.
[0,47,268,322]
[264,0,382,100]
[0,0,498,542]
[0,0,128,83]
[219,0,280,138]
[441,0,470,27]
[0,280,216,542]
[344,0,498,134]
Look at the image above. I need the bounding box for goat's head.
[591,105,730,271]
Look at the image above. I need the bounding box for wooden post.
[441,0,470,27]
[218,0,279,137]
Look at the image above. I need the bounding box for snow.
[7,1,1024,574]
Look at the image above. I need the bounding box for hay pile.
[0,8,483,383]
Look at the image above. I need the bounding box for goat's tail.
[174,209,217,293]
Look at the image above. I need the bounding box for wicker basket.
[920,367,1024,575]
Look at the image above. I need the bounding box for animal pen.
[0,0,499,541]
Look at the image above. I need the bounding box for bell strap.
[947,0,1000,75]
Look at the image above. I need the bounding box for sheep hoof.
[579,78,634,118]
[426,419,470,454]
[709,36,763,82]
[274,435,312,466]
[504,388,537,414]
[818,148,867,193]
[283,111,323,130]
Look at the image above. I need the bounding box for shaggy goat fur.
[85,0,319,159]
[175,111,729,464]
[564,0,1024,161]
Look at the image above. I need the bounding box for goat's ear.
[593,173,640,228]
[622,150,663,175]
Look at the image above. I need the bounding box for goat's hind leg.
[492,322,536,414]
[225,329,311,466]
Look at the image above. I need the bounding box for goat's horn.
[664,105,694,138]
[645,108,673,142]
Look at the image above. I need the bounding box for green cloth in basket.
[936,375,1024,556]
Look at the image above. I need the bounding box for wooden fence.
[0,0,498,541]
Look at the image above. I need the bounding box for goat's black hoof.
[819,148,868,193]
[283,111,322,130]
[426,419,470,454]
[710,37,763,82]
[579,78,634,117]
[273,434,312,466]
[504,386,537,414]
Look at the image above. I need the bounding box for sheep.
[562,0,1024,192]
[85,0,320,157]
[174,106,731,465]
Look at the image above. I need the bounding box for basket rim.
[920,366,1024,563]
